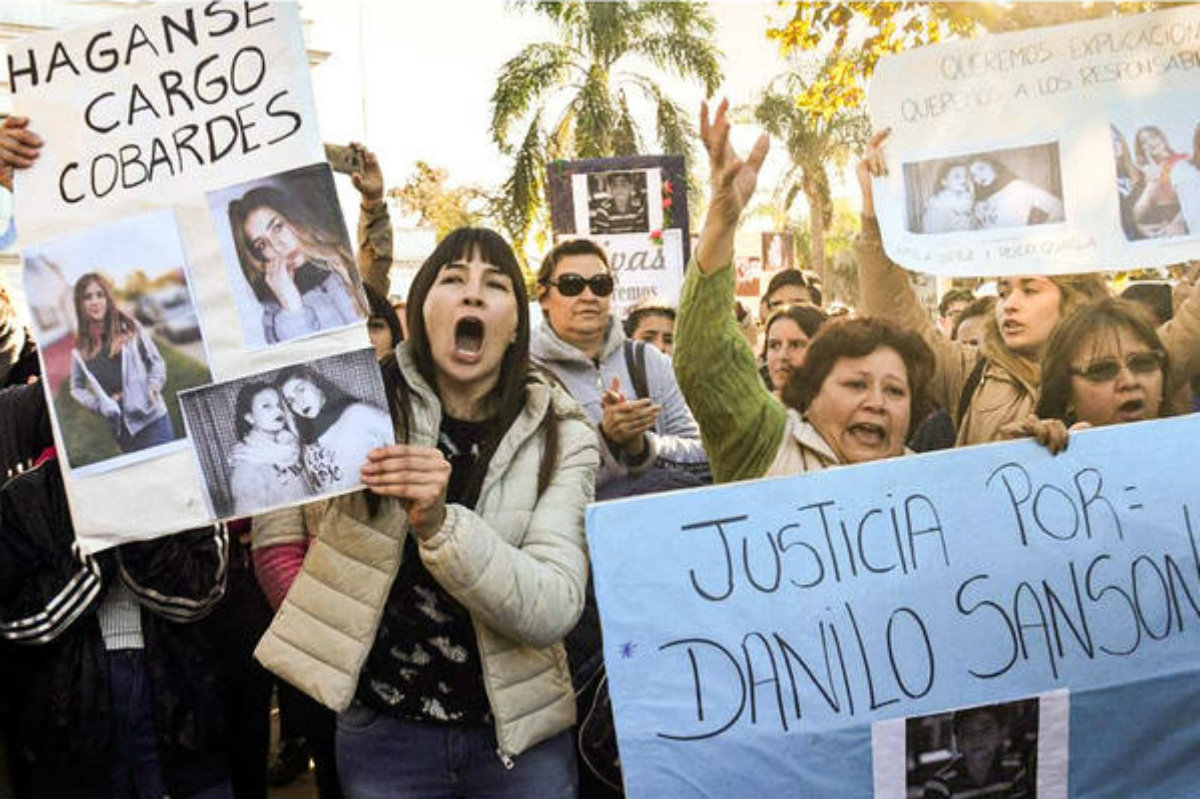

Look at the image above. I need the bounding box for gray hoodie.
[530,316,708,486]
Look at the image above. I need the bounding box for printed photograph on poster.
[571,169,665,236]
[586,170,650,234]
[735,256,762,298]
[22,209,212,473]
[903,143,1066,235]
[179,347,394,518]
[762,232,794,271]
[547,156,689,260]
[872,692,1070,799]
[905,698,1039,799]
[1110,99,1200,242]
[207,162,369,350]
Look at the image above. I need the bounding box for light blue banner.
[587,414,1200,797]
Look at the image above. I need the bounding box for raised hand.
[695,100,769,274]
[0,116,43,191]
[856,128,891,220]
[699,99,769,229]
[361,444,451,540]
[350,142,383,206]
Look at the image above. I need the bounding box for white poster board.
[10,3,374,551]
[868,5,1200,275]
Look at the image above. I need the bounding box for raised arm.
[674,101,785,483]
[694,99,769,275]
[352,143,393,296]
[855,130,979,422]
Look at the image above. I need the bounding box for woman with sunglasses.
[531,239,707,487]
[1001,298,1176,451]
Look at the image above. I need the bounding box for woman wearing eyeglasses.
[530,238,708,488]
[1001,298,1176,450]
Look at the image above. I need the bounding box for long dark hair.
[228,185,365,314]
[761,304,826,362]
[73,272,139,359]
[1133,125,1176,166]
[1035,297,1173,424]
[233,381,278,441]
[969,156,1018,201]
[376,227,558,511]
[276,365,355,443]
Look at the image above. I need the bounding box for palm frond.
[500,112,547,244]
[629,32,723,95]
[574,64,615,158]
[490,42,575,151]
[612,91,640,157]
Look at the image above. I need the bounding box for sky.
[302,1,811,231]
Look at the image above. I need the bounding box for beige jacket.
[855,218,1200,445]
[765,410,841,477]
[253,345,599,758]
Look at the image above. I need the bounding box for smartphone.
[324,143,363,175]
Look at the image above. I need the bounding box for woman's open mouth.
[847,422,886,447]
[1116,398,1146,420]
[453,316,485,364]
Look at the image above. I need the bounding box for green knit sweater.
[673,258,786,483]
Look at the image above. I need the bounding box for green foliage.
[767,2,1165,118]
[492,1,724,248]
[752,65,871,276]
[54,337,212,469]
[390,161,501,240]
[801,199,864,307]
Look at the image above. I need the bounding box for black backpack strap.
[623,339,649,400]
[956,356,988,426]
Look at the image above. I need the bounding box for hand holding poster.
[867,5,1200,275]
[10,4,389,550]
[588,416,1200,797]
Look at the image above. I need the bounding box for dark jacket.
[0,455,230,798]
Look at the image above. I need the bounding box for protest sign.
[867,5,1200,276]
[761,231,794,272]
[587,415,1200,797]
[10,3,382,551]
[547,155,689,314]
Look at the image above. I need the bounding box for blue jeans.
[107,649,168,799]
[107,649,232,799]
[118,413,175,454]
[337,703,577,799]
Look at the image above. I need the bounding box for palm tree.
[753,66,870,281]
[491,1,723,255]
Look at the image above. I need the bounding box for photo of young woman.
[22,209,213,472]
[179,348,393,518]
[209,163,369,349]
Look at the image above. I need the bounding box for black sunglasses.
[1069,350,1164,383]
[545,272,614,298]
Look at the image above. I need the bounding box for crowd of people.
[0,87,1197,799]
